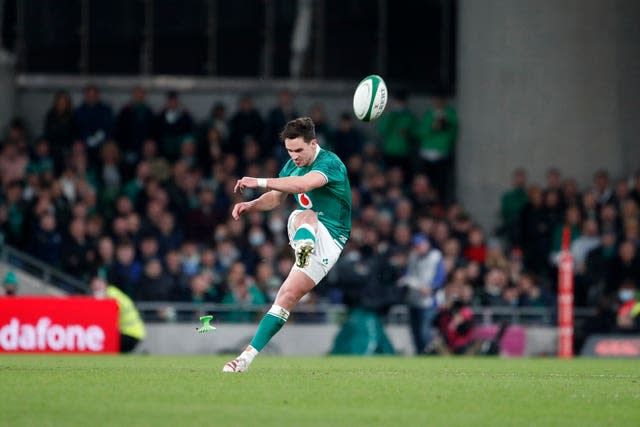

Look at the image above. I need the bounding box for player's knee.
[275,287,304,310]
[293,210,318,228]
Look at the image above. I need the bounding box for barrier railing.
[134,302,596,326]
[0,244,89,294]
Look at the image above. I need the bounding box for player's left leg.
[222,270,314,373]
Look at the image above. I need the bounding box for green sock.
[250,305,290,351]
[293,224,316,243]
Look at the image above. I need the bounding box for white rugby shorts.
[287,209,343,284]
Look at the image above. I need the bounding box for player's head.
[280,117,318,167]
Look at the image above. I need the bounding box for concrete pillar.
[456,0,640,232]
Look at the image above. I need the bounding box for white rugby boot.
[222,357,249,373]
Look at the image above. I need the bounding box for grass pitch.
[1,356,639,427]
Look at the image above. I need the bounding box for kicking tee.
[279,148,352,248]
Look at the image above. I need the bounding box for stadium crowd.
[0,85,639,342]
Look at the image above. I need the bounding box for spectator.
[309,103,333,148]
[198,102,229,151]
[108,239,142,298]
[431,297,476,355]
[478,267,510,306]
[592,169,614,207]
[607,240,640,296]
[500,168,528,245]
[62,217,93,280]
[185,188,225,244]
[571,218,601,305]
[229,95,264,157]
[154,91,194,161]
[91,276,146,353]
[43,90,75,170]
[398,233,446,355]
[0,180,26,247]
[2,271,19,296]
[74,84,113,167]
[517,273,550,307]
[415,96,458,204]
[29,213,63,268]
[255,261,281,303]
[615,279,640,332]
[221,261,266,322]
[114,86,154,177]
[332,113,364,165]
[164,249,191,301]
[377,90,416,171]
[463,225,487,264]
[137,258,174,302]
[264,89,298,160]
[0,141,29,188]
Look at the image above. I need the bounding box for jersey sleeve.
[311,154,344,184]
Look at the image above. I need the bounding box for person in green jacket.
[91,276,146,353]
[415,97,458,204]
[377,90,417,171]
[500,168,529,245]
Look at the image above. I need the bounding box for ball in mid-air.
[352,74,388,122]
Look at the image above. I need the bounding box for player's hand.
[234,177,259,193]
[232,201,253,220]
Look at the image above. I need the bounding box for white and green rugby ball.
[352,74,388,122]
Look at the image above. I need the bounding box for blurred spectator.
[91,276,146,353]
[517,273,550,307]
[29,213,63,268]
[0,180,26,246]
[615,279,640,332]
[398,233,446,355]
[332,113,364,163]
[154,91,194,161]
[518,186,553,276]
[478,267,510,306]
[431,298,476,355]
[43,91,75,169]
[221,261,266,322]
[74,85,113,167]
[607,240,640,296]
[265,89,298,160]
[593,169,614,207]
[137,258,174,302]
[0,141,28,188]
[377,90,416,171]
[571,218,601,305]
[415,96,458,204]
[463,225,487,264]
[544,168,563,194]
[62,217,94,280]
[114,86,154,177]
[255,261,281,303]
[108,239,142,298]
[164,249,191,301]
[198,102,229,151]
[500,168,528,245]
[229,95,264,157]
[185,188,225,244]
[2,270,19,296]
[309,103,333,148]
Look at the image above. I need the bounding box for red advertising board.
[0,297,119,353]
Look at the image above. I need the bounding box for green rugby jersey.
[278,148,352,248]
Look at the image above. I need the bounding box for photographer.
[430,284,477,355]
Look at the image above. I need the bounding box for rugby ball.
[352,75,388,122]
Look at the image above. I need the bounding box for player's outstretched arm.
[234,172,327,195]
[231,190,286,220]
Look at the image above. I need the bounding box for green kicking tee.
[278,148,352,248]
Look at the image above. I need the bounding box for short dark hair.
[280,117,316,143]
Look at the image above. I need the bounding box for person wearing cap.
[2,271,19,296]
[398,233,446,354]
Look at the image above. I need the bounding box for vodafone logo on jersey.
[297,193,313,208]
[0,297,119,353]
